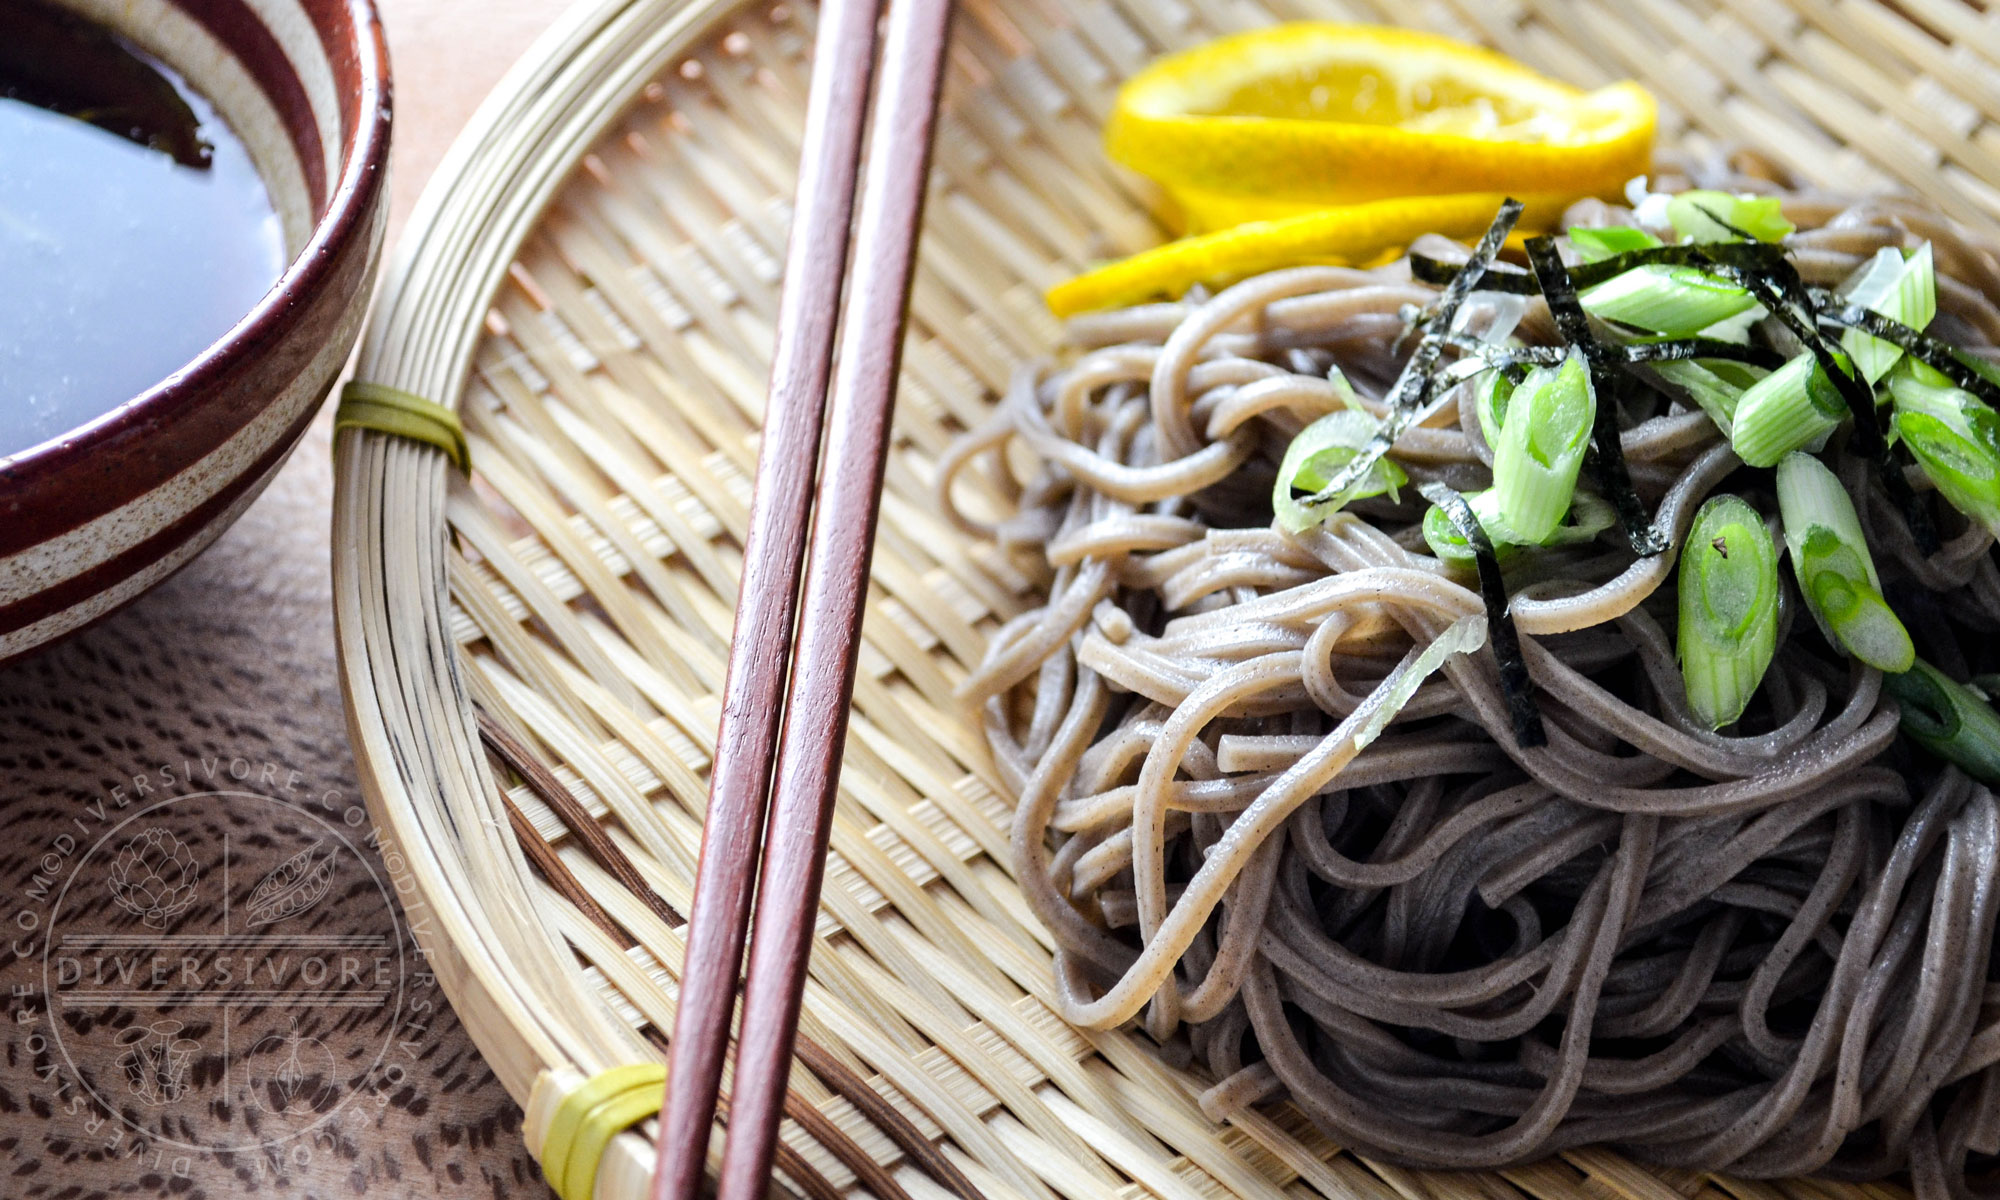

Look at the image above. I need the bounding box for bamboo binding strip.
[332,0,2000,1196]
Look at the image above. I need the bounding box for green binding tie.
[538,1064,667,1200]
[335,381,470,473]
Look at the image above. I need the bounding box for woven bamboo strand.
[332,0,2000,1195]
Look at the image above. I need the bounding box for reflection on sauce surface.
[1,5,285,459]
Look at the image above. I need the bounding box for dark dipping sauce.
[1,1,285,458]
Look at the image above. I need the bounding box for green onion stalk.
[1272,410,1406,534]
[1580,264,1759,338]
[1666,190,1795,244]
[1423,491,1511,567]
[1474,368,1511,449]
[1887,363,2000,539]
[1775,452,1915,673]
[1423,490,1614,568]
[1882,658,2000,785]
[1649,357,1769,437]
[1677,494,1781,729]
[1488,352,1594,544]
[1731,352,1852,468]
[1567,225,1662,264]
[1839,242,1936,384]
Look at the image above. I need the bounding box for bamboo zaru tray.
[332,0,2000,1196]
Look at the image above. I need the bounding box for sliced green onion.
[1353,615,1487,750]
[1694,303,1768,345]
[1423,491,1508,567]
[1667,190,1795,244]
[1474,368,1512,449]
[1953,350,2000,389]
[1730,352,1851,468]
[1274,410,1407,534]
[1649,357,1770,436]
[1580,264,1759,337]
[1882,658,2000,784]
[1568,225,1662,264]
[1888,364,2000,537]
[1677,494,1780,729]
[1328,363,1367,413]
[1904,347,2000,399]
[1839,242,1936,384]
[1421,489,1611,566]
[1489,352,1594,543]
[1546,490,1617,546]
[1775,452,1915,673]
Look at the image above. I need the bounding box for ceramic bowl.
[0,0,390,663]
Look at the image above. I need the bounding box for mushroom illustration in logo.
[106,827,201,929]
[117,1021,201,1106]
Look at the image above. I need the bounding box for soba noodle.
[942,154,2000,1194]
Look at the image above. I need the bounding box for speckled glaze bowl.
[0,0,389,663]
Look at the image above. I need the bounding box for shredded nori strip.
[1686,202,1757,243]
[1437,334,1563,372]
[1421,483,1546,748]
[1620,339,1787,369]
[1303,199,1525,508]
[1526,235,1670,555]
[1718,265,1940,554]
[1411,240,1788,294]
[1817,306,2000,411]
[1411,255,1539,294]
[1407,203,1955,563]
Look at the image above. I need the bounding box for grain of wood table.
[0,3,572,1194]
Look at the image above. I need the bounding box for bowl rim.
[0,0,392,477]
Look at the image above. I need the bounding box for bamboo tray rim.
[328,0,1998,1196]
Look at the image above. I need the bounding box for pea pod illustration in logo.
[244,838,336,928]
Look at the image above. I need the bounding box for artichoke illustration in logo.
[106,827,201,929]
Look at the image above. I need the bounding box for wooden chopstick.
[711,0,956,1194]
[652,1,886,1197]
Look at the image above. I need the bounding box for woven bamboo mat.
[332,0,2000,1196]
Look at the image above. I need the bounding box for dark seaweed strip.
[1411,255,1539,294]
[1437,334,1564,371]
[1688,203,1757,243]
[1817,306,2000,411]
[1526,235,1670,555]
[1721,266,1882,449]
[1441,329,1781,373]
[1428,199,1528,322]
[1412,240,1788,295]
[1420,483,1546,748]
[1620,339,1787,369]
[1303,200,1525,507]
[1587,240,1789,286]
[1721,267,1941,554]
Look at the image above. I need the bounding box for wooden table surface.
[1,3,576,1194]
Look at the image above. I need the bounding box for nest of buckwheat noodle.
[938,150,2000,1196]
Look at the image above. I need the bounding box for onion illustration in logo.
[106,828,200,929]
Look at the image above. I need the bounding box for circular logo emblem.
[40,788,407,1154]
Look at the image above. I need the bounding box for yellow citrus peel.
[1051,23,1657,314]
[1047,192,1575,318]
